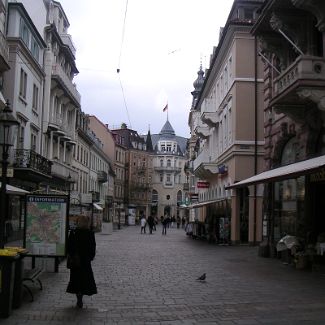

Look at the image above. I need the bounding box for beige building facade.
[189,0,265,245]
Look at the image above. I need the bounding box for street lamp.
[0,101,19,248]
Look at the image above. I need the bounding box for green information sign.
[24,195,68,257]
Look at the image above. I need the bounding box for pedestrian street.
[3,225,325,324]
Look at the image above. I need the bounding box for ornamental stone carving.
[292,0,325,31]
[296,89,325,111]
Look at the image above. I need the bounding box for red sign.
[197,181,210,188]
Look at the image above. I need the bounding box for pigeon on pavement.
[196,273,206,281]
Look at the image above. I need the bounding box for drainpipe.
[253,35,258,245]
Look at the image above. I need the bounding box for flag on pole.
[163,103,168,112]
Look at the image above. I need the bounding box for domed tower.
[191,64,205,109]
[149,120,188,221]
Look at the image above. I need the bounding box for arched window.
[160,159,164,167]
[177,190,182,205]
[167,159,171,167]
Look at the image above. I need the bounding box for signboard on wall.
[197,181,210,188]
[24,195,68,256]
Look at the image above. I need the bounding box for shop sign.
[311,168,325,182]
[197,181,210,188]
[218,164,228,175]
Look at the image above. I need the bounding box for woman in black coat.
[66,215,97,308]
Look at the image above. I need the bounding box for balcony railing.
[0,30,9,67]
[49,115,75,140]
[193,149,218,179]
[51,159,78,181]
[13,149,52,176]
[273,55,325,101]
[195,126,210,139]
[52,64,81,104]
[154,166,182,173]
[193,149,210,171]
[60,34,76,56]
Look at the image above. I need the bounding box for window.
[32,84,39,111]
[19,69,27,99]
[166,174,171,183]
[17,125,25,149]
[152,190,158,202]
[167,159,171,167]
[31,38,39,61]
[160,159,163,167]
[177,190,182,204]
[19,19,29,47]
[160,174,163,182]
[30,131,37,151]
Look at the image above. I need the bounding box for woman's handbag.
[67,254,81,269]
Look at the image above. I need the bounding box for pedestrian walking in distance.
[140,215,147,234]
[147,215,155,234]
[162,216,168,235]
[66,215,97,308]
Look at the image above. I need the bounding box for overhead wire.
[117,0,132,129]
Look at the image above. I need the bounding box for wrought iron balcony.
[13,149,52,176]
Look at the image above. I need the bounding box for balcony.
[60,34,76,57]
[154,166,182,173]
[194,126,210,139]
[201,112,219,127]
[52,64,81,105]
[13,149,52,179]
[271,55,325,111]
[51,159,78,181]
[0,30,9,70]
[48,115,76,141]
[201,98,218,128]
[193,149,219,179]
[98,170,108,183]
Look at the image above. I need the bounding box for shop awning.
[226,155,325,189]
[0,183,29,195]
[93,203,103,211]
[188,198,225,209]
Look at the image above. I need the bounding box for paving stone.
[2,226,325,324]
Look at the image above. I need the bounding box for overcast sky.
[59,0,234,138]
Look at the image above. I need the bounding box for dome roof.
[159,120,176,138]
[193,64,205,91]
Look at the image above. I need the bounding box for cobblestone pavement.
[3,225,325,324]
